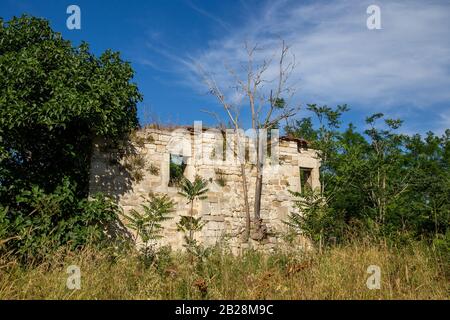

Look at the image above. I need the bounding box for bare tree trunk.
[253,170,264,240]
[253,132,263,231]
[240,163,251,242]
[254,173,263,221]
[252,130,268,240]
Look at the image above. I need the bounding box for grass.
[0,240,448,300]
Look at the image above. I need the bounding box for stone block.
[203,215,225,222]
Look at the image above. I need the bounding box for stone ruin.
[89,124,320,253]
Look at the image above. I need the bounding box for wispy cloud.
[143,0,450,132]
[187,0,450,110]
[185,0,231,31]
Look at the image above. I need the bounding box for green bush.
[169,162,186,186]
[0,205,9,242]
[122,193,175,266]
[0,178,120,260]
[433,230,450,269]
[286,188,345,249]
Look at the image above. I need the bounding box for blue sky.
[1,0,449,135]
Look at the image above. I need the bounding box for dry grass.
[0,241,448,300]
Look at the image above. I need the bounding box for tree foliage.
[0,15,142,258]
[285,106,450,245]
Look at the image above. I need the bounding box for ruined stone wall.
[89,127,320,253]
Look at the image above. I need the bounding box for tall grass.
[0,240,448,300]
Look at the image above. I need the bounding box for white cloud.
[185,0,231,32]
[185,0,450,111]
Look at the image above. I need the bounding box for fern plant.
[179,175,209,203]
[178,175,209,249]
[176,216,207,233]
[123,194,174,257]
[176,216,207,255]
[285,188,332,252]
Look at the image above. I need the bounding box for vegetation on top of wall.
[148,163,160,176]
[123,154,146,182]
[214,168,227,187]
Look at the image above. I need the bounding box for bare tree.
[199,40,299,241]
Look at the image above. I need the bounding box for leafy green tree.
[363,114,407,226]
[401,131,450,236]
[0,15,142,257]
[287,104,349,195]
[0,15,141,197]
[286,105,449,244]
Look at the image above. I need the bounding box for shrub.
[169,161,186,186]
[215,168,226,187]
[149,163,160,176]
[286,188,342,250]
[433,230,450,274]
[177,176,208,254]
[0,178,121,260]
[122,194,174,265]
[123,154,146,182]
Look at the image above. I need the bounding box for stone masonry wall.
[89,126,320,253]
